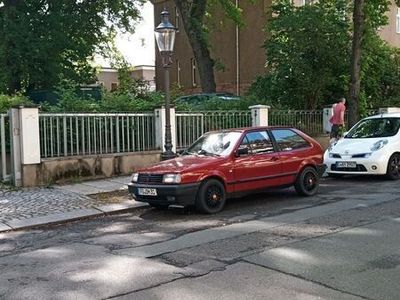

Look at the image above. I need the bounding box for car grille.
[137,174,163,184]
[331,164,367,172]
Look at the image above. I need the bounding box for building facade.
[152,0,400,95]
[96,65,156,91]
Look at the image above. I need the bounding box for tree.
[173,0,243,93]
[348,0,394,125]
[250,0,351,109]
[0,0,144,94]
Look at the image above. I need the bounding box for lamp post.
[155,8,177,160]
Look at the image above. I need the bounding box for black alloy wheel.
[294,166,319,196]
[386,153,400,180]
[196,179,226,214]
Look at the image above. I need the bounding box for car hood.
[138,155,224,173]
[329,137,390,154]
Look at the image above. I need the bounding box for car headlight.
[131,173,139,183]
[327,141,338,152]
[163,174,182,184]
[370,139,388,151]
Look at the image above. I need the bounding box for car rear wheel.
[294,167,319,196]
[386,153,400,180]
[196,179,226,214]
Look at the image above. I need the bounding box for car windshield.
[346,117,400,138]
[184,131,242,156]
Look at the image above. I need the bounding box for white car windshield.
[346,117,400,138]
[184,131,242,156]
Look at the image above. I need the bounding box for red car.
[128,126,325,213]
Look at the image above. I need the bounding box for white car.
[324,113,400,179]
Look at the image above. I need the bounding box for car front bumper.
[128,182,201,206]
[324,153,388,175]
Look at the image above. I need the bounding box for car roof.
[365,112,400,119]
[207,126,294,133]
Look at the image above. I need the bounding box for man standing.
[329,97,346,141]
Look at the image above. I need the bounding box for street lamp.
[155,8,177,160]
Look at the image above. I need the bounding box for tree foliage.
[0,0,144,94]
[249,0,352,109]
[249,0,400,112]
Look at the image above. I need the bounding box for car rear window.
[271,129,310,151]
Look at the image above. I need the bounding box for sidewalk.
[0,176,147,233]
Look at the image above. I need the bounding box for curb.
[0,202,149,233]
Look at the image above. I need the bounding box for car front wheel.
[386,153,400,180]
[196,179,226,214]
[294,167,319,196]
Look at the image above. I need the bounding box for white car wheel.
[386,153,400,180]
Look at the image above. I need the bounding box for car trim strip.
[226,171,297,185]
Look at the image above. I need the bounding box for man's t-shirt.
[330,102,345,125]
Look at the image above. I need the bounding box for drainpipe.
[236,0,240,96]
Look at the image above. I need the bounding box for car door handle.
[271,156,279,161]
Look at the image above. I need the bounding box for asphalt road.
[1,176,400,300]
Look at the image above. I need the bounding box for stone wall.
[22,151,161,187]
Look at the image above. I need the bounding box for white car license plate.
[138,188,157,196]
[336,161,356,168]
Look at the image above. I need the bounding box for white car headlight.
[370,139,388,152]
[131,173,139,183]
[327,141,338,152]
[163,174,182,184]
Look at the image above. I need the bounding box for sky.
[96,2,155,67]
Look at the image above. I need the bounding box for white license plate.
[336,161,356,168]
[138,188,157,196]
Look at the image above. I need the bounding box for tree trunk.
[174,0,216,93]
[348,0,365,127]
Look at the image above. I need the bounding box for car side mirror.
[177,149,185,155]
[343,131,348,137]
[236,147,249,157]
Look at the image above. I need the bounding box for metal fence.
[0,114,11,181]
[269,110,323,135]
[175,110,251,149]
[39,113,157,158]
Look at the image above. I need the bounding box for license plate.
[336,161,356,168]
[138,188,157,196]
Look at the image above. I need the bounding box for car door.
[270,129,312,185]
[233,129,282,193]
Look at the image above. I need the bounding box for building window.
[191,58,197,87]
[177,60,181,86]
[175,7,180,32]
[111,82,118,92]
[397,8,400,34]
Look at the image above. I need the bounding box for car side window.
[240,130,275,154]
[271,129,310,151]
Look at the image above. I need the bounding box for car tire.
[149,203,169,210]
[196,179,226,214]
[327,173,343,179]
[294,167,319,196]
[386,153,400,180]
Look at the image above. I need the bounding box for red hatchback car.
[128,126,325,213]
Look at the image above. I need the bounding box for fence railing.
[39,113,157,158]
[175,110,251,149]
[0,113,10,181]
[269,110,323,135]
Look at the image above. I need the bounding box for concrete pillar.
[9,106,40,187]
[154,107,177,153]
[323,107,334,133]
[249,105,270,127]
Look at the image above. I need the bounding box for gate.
[0,113,11,182]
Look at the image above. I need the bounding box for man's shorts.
[330,124,343,139]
